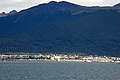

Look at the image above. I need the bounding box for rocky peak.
[8,10,17,15]
[0,12,7,17]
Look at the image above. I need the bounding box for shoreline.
[0,60,120,63]
[0,54,120,63]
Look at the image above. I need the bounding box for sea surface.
[0,61,120,80]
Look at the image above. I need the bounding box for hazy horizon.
[0,0,120,13]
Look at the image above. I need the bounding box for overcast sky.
[0,0,120,13]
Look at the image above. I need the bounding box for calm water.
[0,61,120,80]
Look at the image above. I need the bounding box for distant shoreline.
[0,54,120,63]
[0,59,118,63]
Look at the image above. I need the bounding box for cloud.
[68,0,120,6]
[0,0,120,13]
[85,0,104,3]
[13,0,25,2]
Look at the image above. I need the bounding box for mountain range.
[0,10,17,17]
[0,1,120,56]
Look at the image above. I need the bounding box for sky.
[0,0,120,13]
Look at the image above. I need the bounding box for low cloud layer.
[0,0,120,12]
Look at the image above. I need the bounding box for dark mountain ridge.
[114,3,120,8]
[0,10,17,17]
[0,1,120,56]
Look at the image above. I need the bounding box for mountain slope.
[114,3,120,8]
[0,1,120,56]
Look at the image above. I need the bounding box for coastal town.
[0,53,120,62]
